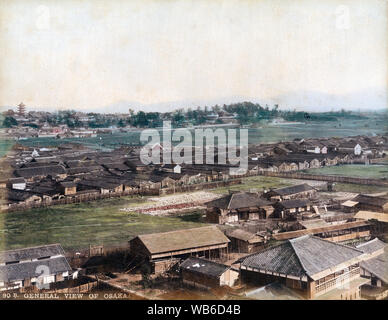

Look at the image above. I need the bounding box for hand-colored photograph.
[0,0,387,306]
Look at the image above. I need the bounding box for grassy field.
[210,176,296,194]
[0,196,207,251]
[0,139,14,157]
[303,164,388,179]
[17,117,387,150]
[331,183,388,194]
[0,176,293,251]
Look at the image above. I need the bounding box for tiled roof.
[180,257,229,278]
[242,235,364,280]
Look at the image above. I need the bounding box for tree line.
[1,102,368,129]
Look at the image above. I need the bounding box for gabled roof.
[133,226,230,255]
[225,228,264,243]
[0,244,65,264]
[353,194,388,207]
[271,184,315,196]
[206,192,271,210]
[180,257,230,278]
[0,256,71,282]
[354,210,388,223]
[14,165,66,178]
[356,238,386,255]
[242,235,364,280]
[298,219,329,230]
[360,256,388,284]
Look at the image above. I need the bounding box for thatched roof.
[242,235,365,280]
[134,226,229,255]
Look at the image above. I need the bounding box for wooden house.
[352,194,388,213]
[274,199,312,219]
[272,220,371,243]
[225,228,267,253]
[59,181,77,195]
[180,257,239,289]
[0,244,73,291]
[205,192,274,224]
[14,165,67,182]
[128,226,230,274]
[264,184,316,201]
[6,177,26,190]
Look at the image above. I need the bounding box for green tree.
[2,116,18,127]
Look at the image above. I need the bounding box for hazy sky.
[0,0,387,112]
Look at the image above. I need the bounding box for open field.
[0,139,14,157]
[210,176,297,194]
[0,177,293,251]
[0,196,207,251]
[16,118,387,150]
[303,164,388,179]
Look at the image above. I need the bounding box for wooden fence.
[2,178,242,213]
[259,171,388,186]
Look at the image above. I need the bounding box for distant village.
[1,103,388,300]
[0,101,375,140]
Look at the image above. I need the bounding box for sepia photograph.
[0,0,387,311]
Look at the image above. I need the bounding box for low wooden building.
[205,192,274,224]
[265,184,316,201]
[0,244,73,291]
[129,226,230,274]
[272,220,371,242]
[352,194,388,213]
[180,257,239,289]
[225,228,267,253]
[274,199,312,219]
[59,181,77,195]
[240,235,370,299]
[14,165,67,182]
[6,177,26,190]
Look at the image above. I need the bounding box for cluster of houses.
[0,134,387,211]
[2,180,388,299]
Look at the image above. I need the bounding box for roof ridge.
[241,241,289,264]
[0,243,63,254]
[309,235,365,253]
[288,237,311,277]
[227,193,237,210]
[184,256,230,269]
[138,225,218,238]
[356,237,378,247]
